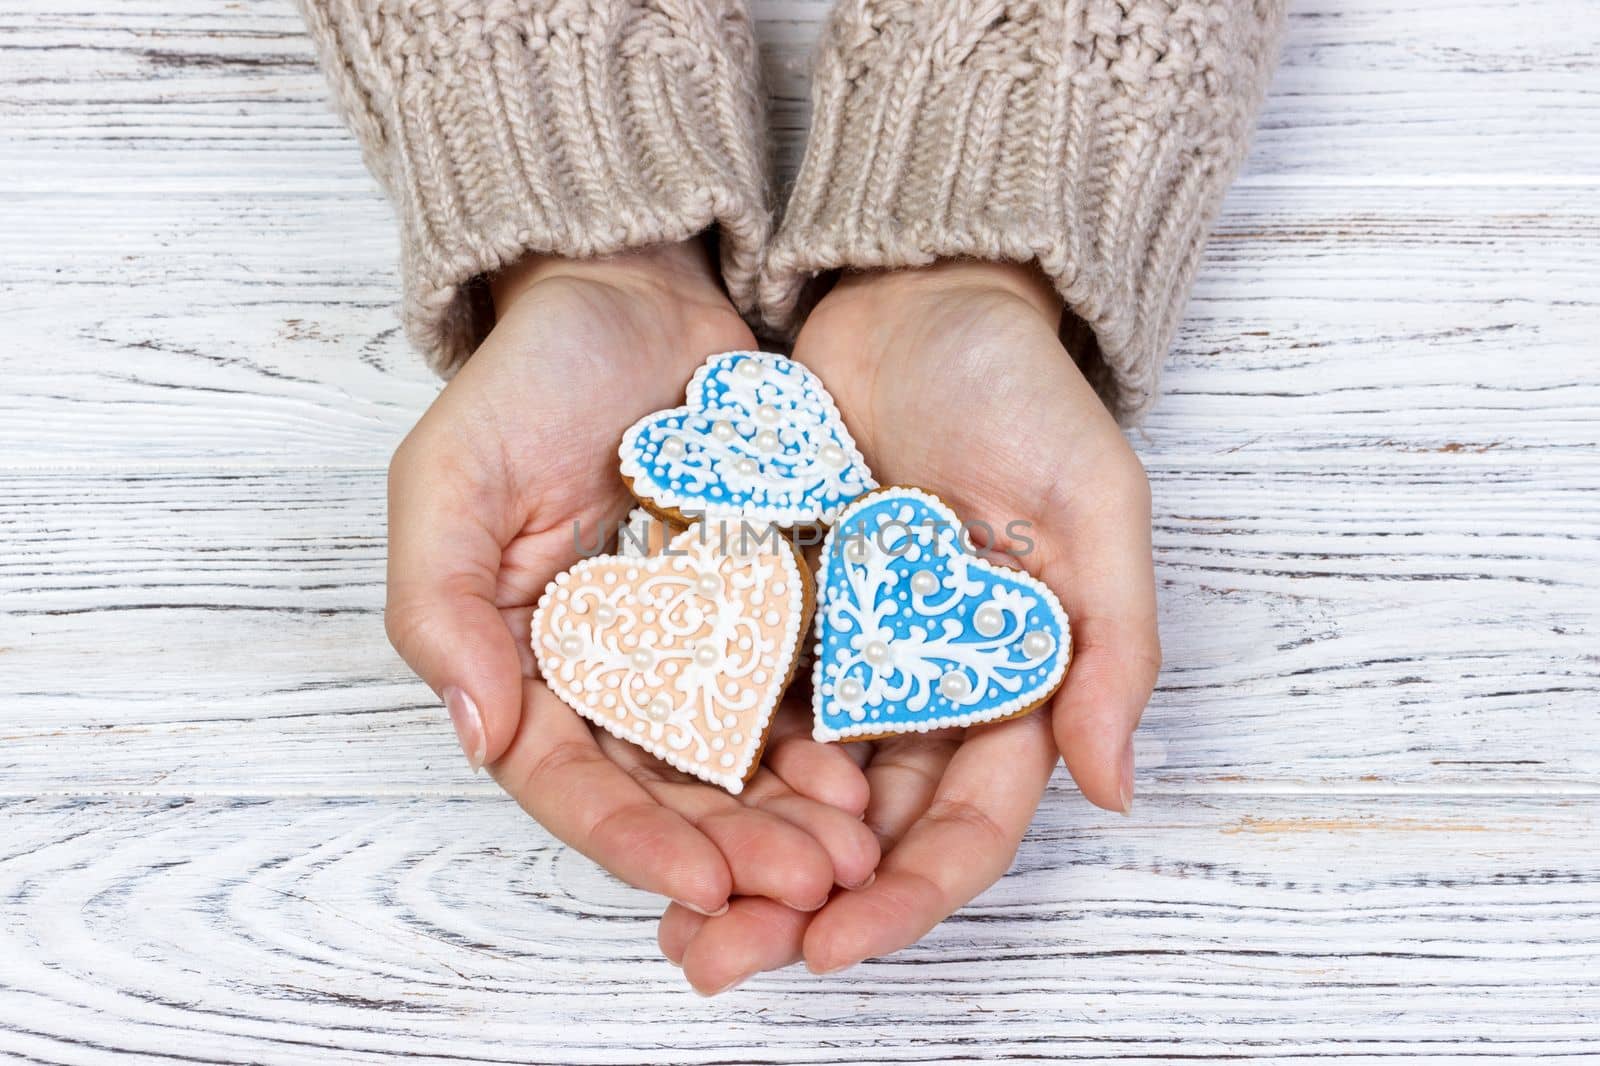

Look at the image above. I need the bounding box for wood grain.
[2,0,1599,1059]
[4,0,1599,466]
[6,0,1598,191]
[2,185,1597,466]
[2,461,1594,795]
[1,795,1595,1064]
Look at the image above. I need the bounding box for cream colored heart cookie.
[531,526,810,793]
[616,506,683,559]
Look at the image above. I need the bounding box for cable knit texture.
[297,0,770,375]
[762,0,1287,422]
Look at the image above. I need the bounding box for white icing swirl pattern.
[619,351,877,527]
[812,488,1072,742]
[532,526,805,793]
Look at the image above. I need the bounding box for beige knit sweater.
[299,0,1286,422]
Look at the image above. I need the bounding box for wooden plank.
[4,0,1598,191]
[3,462,1595,794]
[0,794,1594,1063]
[2,184,1597,466]
[762,0,1600,185]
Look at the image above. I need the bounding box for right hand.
[658,260,1161,990]
[384,240,878,920]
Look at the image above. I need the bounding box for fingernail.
[696,975,748,997]
[842,872,875,891]
[784,896,830,913]
[1119,739,1136,815]
[443,686,487,772]
[809,958,854,976]
[675,899,729,917]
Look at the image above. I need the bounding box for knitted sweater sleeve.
[760,0,1288,423]
[297,0,770,376]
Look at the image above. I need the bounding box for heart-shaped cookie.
[532,525,810,793]
[811,487,1072,742]
[619,351,876,527]
[616,506,683,559]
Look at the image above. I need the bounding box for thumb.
[1035,466,1161,814]
[386,443,524,771]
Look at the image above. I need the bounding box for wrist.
[489,237,725,318]
[831,260,1064,328]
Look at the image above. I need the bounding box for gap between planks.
[6,782,1600,800]
[4,450,1599,475]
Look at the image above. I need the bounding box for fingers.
[743,788,880,891]
[593,733,837,910]
[760,703,871,816]
[802,711,1057,974]
[1049,613,1160,813]
[861,733,960,850]
[386,433,525,769]
[494,681,732,914]
[1036,455,1161,814]
[676,898,811,995]
[691,807,835,911]
[657,902,707,966]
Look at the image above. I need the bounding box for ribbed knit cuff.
[300,0,770,375]
[761,0,1286,423]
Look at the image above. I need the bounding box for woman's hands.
[384,240,877,920]
[659,260,1161,990]
[386,244,1157,990]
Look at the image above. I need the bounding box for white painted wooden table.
[3,0,1598,1061]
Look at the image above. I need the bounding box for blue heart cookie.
[812,487,1072,742]
[619,351,876,527]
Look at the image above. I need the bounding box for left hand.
[657,260,1162,991]
[384,242,877,922]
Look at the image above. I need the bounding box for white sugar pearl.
[910,570,941,597]
[844,537,870,563]
[1022,630,1056,659]
[974,605,1006,638]
[695,572,722,597]
[694,643,720,668]
[837,678,865,705]
[630,648,655,671]
[594,603,617,625]
[719,753,735,768]
[712,420,736,442]
[863,640,891,667]
[819,443,847,467]
[646,696,672,722]
[754,429,780,452]
[660,436,685,459]
[558,634,582,657]
[734,458,759,477]
[938,670,972,701]
[756,404,781,425]
[736,358,764,380]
